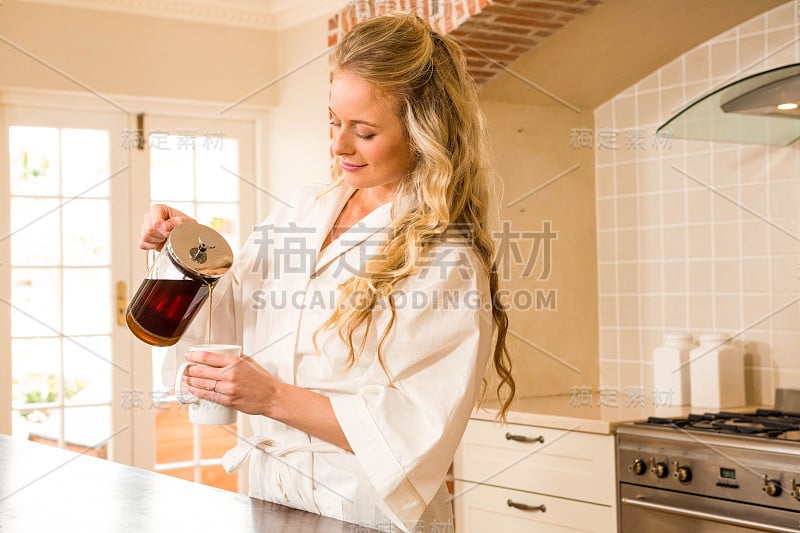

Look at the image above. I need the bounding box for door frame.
[0,103,10,436]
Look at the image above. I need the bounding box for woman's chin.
[342,173,367,189]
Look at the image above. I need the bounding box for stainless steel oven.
[617,411,800,533]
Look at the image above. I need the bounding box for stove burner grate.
[638,410,800,439]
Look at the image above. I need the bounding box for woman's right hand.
[138,204,197,251]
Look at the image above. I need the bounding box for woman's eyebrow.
[328,107,380,128]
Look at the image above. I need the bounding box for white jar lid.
[698,333,729,346]
[664,332,693,343]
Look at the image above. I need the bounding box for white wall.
[478,98,599,397]
[263,15,333,218]
[0,2,278,106]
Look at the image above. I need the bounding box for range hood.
[657,62,800,146]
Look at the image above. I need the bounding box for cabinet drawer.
[453,419,616,505]
[453,481,617,533]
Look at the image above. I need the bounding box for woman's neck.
[351,184,397,210]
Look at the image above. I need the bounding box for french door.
[141,114,255,492]
[1,102,257,493]
[1,105,134,463]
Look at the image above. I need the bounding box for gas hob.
[640,410,800,440]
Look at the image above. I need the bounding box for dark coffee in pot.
[125,279,210,347]
[125,222,233,347]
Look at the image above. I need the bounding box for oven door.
[620,484,800,533]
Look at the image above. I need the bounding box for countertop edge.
[471,395,770,435]
[470,407,621,434]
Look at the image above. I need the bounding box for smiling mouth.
[341,161,367,170]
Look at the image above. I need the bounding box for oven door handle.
[621,497,800,533]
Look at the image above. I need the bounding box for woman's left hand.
[182,349,352,451]
[182,349,281,417]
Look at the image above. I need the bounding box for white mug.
[173,344,241,425]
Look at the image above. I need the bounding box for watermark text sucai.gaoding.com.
[250,286,557,313]
[246,219,559,312]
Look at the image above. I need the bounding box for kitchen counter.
[473,394,768,434]
[0,434,372,532]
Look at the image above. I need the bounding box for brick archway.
[328,0,602,85]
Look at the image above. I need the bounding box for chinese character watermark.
[149,130,169,150]
[569,386,675,408]
[175,129,197,151]
[348,0,448,20]
[597,128,619,150]
[120,128,144,150]
[653,129,673,150]
[122,128,225,150]
[570,386,593,408]
[570,127,673,151]
[624,129,647,151]
[494,220,557,281]
[251,223,316,278]
[120,389,174,411]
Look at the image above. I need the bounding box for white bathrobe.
[165,183,493,532]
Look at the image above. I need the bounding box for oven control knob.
[762,477,782,497]
[630,459,647,475]
[650,459,669,478]
[674,465,692,483]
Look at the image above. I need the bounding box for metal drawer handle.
[505,432,544,444]
[507,499,546,513]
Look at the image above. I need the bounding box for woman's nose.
[331,129,354,156]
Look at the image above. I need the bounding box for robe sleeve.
[328,243,494,527]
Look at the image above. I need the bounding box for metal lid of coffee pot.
[166,222,233,280]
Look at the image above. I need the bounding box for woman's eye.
[329,120,341,128]
[356,133,375,140]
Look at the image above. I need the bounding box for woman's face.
[329,71,413,203]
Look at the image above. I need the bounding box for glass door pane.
[145,116,255,492]
[7,116,127,461]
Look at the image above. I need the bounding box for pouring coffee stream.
[125,222,233,347]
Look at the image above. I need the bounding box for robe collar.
[311,185,394,279]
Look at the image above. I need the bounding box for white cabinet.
[453,419,617,532]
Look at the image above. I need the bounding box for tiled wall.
[595,1,800,406]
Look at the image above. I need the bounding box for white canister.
[652,332,694,406]
[689,333,745,409]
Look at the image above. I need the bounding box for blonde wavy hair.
[319,13,515,419]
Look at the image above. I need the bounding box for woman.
[140,13,515,532]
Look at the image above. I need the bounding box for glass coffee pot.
[125,222,233,347]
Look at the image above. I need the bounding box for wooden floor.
[155,403,239,492]
[28,404,239,493]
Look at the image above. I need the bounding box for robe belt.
[223,435,343,473]
[222,435,343,513]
